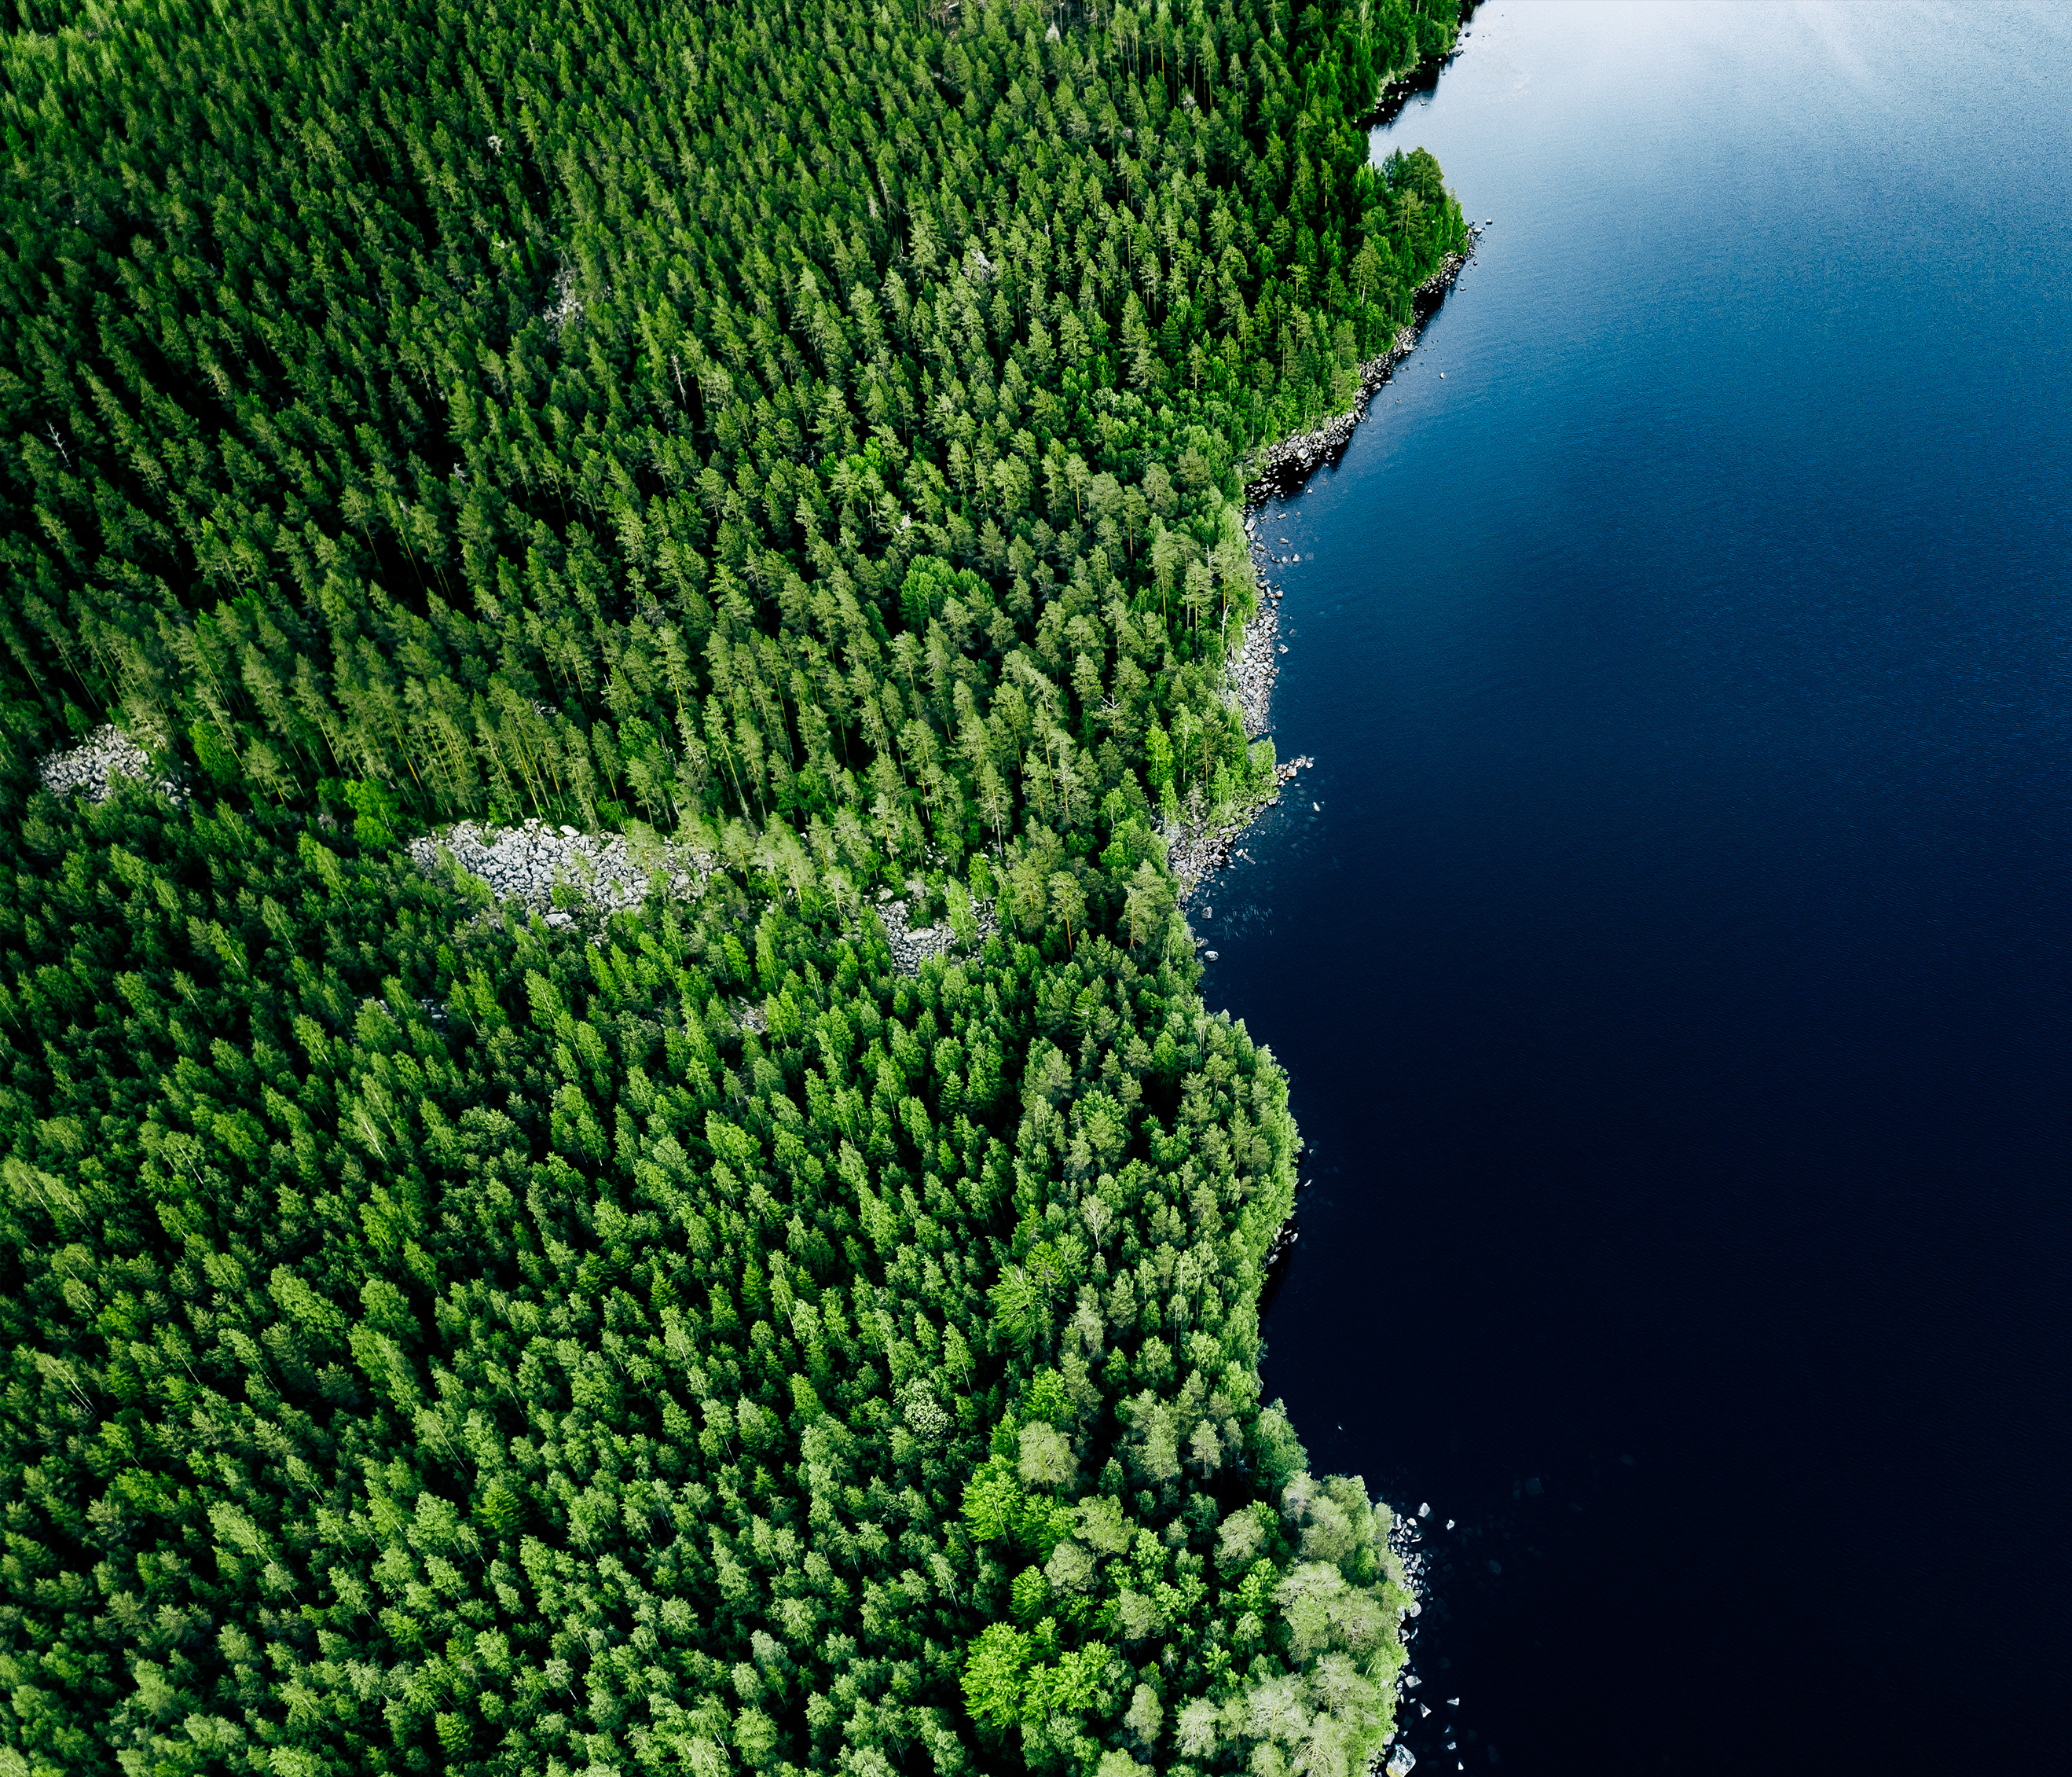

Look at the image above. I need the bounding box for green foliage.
[188,718,240,787]
[0,771,1414,1777]
[0,1,1461,1774]
[963,1621,1036,1728]
[0,0,1464,865]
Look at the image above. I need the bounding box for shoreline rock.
[1165,753,1315,903]
[1223,594,1281,740]
[1212,236,1476,805]
[1242,244,1474,504]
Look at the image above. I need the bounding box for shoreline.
[1243,242,1475,503]
[1185,243,1484,1618]
[1164,235,1478,902]
[1164,748,1316,904]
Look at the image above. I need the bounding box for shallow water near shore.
[1207,5,2072,1771]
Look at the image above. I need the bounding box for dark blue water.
[1212,6,2072,1771]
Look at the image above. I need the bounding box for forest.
[0,2,1467,1773]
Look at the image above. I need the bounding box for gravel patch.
[412,821,994,981]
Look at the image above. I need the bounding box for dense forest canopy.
[0,2,1467,1775]
[2,0,1464,850]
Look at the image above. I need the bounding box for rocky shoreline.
[1208,236,1476,1757]
[1179,233,1480,901]
[1223,593,1282,739]
[1242,242,1474,503]
[1165,752,1317,902]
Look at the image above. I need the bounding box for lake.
[1205,5,2072,1770]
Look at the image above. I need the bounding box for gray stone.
[871,887,997,977]
[38,724,184,805]
[408,819,712,923]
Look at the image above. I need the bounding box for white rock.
[38,724,184,804]
[409,820,712,926]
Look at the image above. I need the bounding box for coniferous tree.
[0,4,1469,1774]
